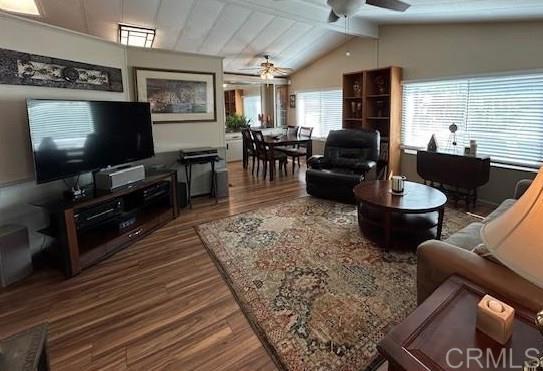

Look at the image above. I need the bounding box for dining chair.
[252,130,288,180]
[299,126,313,138]
[279,126,314,174]
[287,125,299,136]
[241,128,257,173]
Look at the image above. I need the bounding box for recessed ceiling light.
[119,24,155,48]
[0,0,41,16]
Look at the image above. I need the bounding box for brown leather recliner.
[417,179,543,313]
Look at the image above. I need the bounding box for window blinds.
[402,73,543,168]
[296,89,342,137]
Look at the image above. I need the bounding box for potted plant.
[225,114,251,132]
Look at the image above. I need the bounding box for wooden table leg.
[384,210,392,251]
[269,146,275,181]
[436,207,445,240]
[306,139,313,158]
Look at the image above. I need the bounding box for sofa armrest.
[417,240,543,312]
[514,179,533,199]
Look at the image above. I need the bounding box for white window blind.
[296,89,342,137]
[402,73,543,168]
[243,95,261,127]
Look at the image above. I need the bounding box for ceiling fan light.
[0,0,41,15]
[260,71,274,80]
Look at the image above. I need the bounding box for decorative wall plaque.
[0,47,123,92]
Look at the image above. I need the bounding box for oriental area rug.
[196,197,477,371]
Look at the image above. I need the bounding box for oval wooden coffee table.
[353,180,447,250]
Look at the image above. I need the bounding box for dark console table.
[417,150,490,210]
[34,171,178,277]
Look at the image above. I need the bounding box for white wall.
[0,14,129,254]
[0,14,225,254]
[0,13,129,185]
[126,47,225,152]
[289,21,543,204]
[378,22,543,82]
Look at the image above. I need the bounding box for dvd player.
[75,199,123,231]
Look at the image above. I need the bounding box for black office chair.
[306,128,380,203]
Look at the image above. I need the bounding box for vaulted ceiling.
[8,0,543,74]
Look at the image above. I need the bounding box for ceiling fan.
[239,55,293,80]
[327,0,410,23]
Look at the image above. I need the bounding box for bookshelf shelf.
[342,66,402,179]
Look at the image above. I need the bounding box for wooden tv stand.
[35,171,178,278]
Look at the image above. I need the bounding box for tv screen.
[27,99,155,184]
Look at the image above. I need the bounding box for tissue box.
[476,294,515,345]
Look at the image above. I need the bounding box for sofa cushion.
[444,222,484,251]
[484,199,516,223]
[472,243,503,265]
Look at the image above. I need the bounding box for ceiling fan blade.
[366,0,410,12]
[327,9,340,23]
[274,68,293,73]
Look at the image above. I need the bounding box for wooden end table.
[378,276,542,371]
[353,180,447,250]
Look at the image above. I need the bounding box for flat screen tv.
[27,99,155,184]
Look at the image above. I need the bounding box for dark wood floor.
[0,161,308,371]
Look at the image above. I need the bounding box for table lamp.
[481,166,543,366]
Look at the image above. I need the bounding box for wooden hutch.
[224,89,243,117]
[342,66,402,179]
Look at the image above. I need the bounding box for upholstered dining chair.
[277,126,314,174]
[287,125,299,136]
[241,128,256,173]
[252,130,288,180]
[299,126,313,138]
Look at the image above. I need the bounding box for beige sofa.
[417,179,543,313]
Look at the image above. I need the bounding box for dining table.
[261,134,313,181]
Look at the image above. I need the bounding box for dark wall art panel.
[0,48,123,92]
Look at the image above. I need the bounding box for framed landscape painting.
[135,67,216,123]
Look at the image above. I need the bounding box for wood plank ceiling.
[7,0,543,73]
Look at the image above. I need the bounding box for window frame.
[401,70,543,170]
[294,87,343,139]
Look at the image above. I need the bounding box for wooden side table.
[378,276,541,371]
[0,324,50,371]
[416,150,490,211]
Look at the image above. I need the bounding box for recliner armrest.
[334,159,376,172]
[417,240,543,312]
[307,155,328,169]
[514,179,533,199]
[358,160,376,171]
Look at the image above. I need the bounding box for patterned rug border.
[195,224,289,370]
[194,196,387,371]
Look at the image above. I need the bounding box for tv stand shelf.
[34,171,178,278]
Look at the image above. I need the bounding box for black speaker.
[0,225,32,287]
[177,182,188,209]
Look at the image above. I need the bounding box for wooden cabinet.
[275,85,288,127]
[34,172,178,277]
[225,89,243,117]
[225,133,243,162]
[342,66,402,179]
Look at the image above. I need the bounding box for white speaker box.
[95,165,146,191]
